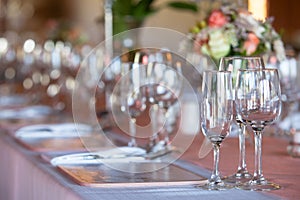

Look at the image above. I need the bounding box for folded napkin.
[0,95,29,107]
[279,112,300,131]
[15,123,93,138]
[50,146,147,166]
[0,105,53,120]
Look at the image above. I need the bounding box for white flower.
[207,29,231,60]
[224,25,238,47]
[273,39,286,62]
[235,13,265,38]
[265,41,271,51]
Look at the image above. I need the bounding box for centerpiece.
[183,5,286,66]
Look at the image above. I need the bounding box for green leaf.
[167,2,198,12]
[133,0,157,21]
[112,0,133,16]
[112,0,198,34]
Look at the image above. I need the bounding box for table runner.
[0,129,286,200]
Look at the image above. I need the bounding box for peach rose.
[243,33,260,55]
[208,10,228,28]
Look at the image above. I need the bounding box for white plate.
[15,123,93,138]
[0,105,53,120]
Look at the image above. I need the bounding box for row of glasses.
[199,56,282,191]
[0,36,90,114]
[111,48,183,153]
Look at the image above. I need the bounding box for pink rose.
[208,10,227,28]
[243,33,260,55]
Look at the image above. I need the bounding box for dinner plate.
[0,105,53,120]
[15,123,93,138]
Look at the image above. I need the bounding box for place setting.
[12,122,95,152]
[45,138,207,188]
[46,142,208,188]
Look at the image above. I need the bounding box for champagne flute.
[219,56,265,183]
[235,68,281,191]
[199,70,234,190]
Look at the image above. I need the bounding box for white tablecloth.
[0,130,283,200]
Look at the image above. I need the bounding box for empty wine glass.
[199,70,234,190]
[219,56,265,184]
[142,48,177,151]
[276,51,299,135]
[146,58,183,151]
[235,68,281,191]
[119,62,147,147]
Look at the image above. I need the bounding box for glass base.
[223,171,253,184]
[197,180,233,191]
[128,139,137,147]
[238,180,281,191]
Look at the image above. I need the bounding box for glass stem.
[150,104,159,145]
[105,88,112,112]
[238,123,247,171]
[252,130,265,183]
[210,143,222,184]
[128,118,137,147]
[163,108,170,146]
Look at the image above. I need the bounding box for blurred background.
[0,0,299,49]
[0,0,299,122]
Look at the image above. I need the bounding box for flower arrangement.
[186,5,286,65]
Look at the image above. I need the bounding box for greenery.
[112,0,198,34]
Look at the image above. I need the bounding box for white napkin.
[0,105,53,120]
[50,147,147,166]
[15,123,93,138]
[0,95,28,107]
[279,112,300,131]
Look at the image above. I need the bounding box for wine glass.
[135,48,182,152]
[119,62,147,147]
[235,68,281,191]
[276,51,299,135]
[199,70,234,190]
[145,58,183,152]
[219,56,265,183]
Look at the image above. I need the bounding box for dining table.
[0,102,299,200]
